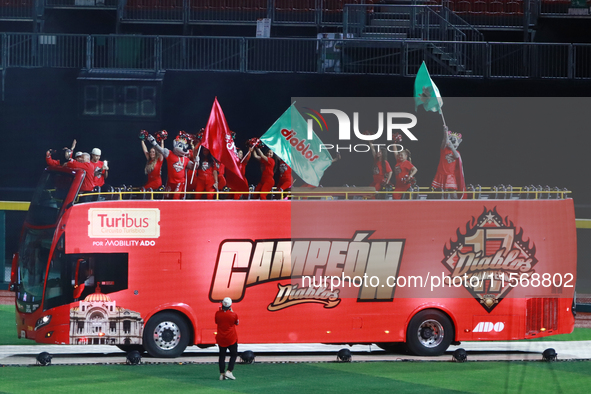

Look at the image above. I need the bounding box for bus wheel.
[116,345,145,353]
[143,312,190,358]
[406,309,454,356]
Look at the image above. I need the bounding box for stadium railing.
[1,33,590,79]
[0,0,35,20]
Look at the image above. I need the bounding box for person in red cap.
[215,297,239,380]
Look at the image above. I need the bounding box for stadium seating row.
[448,0,524,15]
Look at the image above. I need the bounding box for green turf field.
[0,305,31,346]
[0,360,590,393]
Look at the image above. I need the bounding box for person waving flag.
[260,104,332,187]
[202,97,248,193]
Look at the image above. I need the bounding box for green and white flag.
[260,104,332,187]
[414,61,443,113]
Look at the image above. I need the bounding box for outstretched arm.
[253,147,266,161]
[45,150,61,166]
[141,140,150,160]
[241,147,253,164]
[366,134,377,159]
[147,135,169,158]
[63,139,76,160]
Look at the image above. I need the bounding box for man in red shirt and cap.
[215,297,239,380]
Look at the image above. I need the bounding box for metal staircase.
[344,3,484,75]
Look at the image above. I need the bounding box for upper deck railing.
[72,184,571,203]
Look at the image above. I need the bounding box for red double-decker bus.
[10,166,577,357]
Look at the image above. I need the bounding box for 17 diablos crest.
[442,207,538,312]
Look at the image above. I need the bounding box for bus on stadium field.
[10,166,577,357]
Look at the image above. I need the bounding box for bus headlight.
[35,315,52,330]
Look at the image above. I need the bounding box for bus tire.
[116,345,145,353]
[405,309,454,356]
[143,312,190,358]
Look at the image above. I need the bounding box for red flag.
[202,97,248,192]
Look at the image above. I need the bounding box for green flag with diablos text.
[260,104,332,187]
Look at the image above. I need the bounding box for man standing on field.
[215,297,239,380]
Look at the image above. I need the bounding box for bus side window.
[78,254,129,298]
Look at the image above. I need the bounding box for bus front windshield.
[27,170,76,226]
[17,227,54,313]
[17,169,76,313]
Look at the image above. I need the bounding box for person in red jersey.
[431,125,465,199]
[215,297,239,381]
[90,148,109,190]
[368,140,392,191]
[45,150,62,167]
[147,132,194,199]
[237,147,252,178]
[45,139,76,167]
[141,139,164,190]
[194,147,218,200]
[393,149,418,200]
[276,159,293,192]
[66,152,96,193]
[253,147,275,200]
[233,147,252,200]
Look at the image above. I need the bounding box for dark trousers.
[218,342,238,373]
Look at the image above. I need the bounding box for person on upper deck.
[393,149,417,200]
[431,125,465,199]
[252,147,275,200]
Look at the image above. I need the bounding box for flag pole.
[439,110,447,128]
[190,145,201,185]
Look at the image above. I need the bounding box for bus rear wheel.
[405,309,454,356]
[143,312,190,358]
